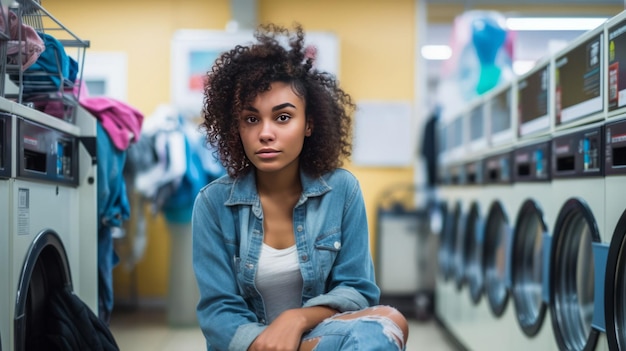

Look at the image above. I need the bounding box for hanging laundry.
[78,93,145,324]
[80,96,144,151]
[122,105,224,257]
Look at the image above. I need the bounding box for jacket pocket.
[313,230,342,281]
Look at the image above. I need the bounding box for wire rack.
[1,0,90,123]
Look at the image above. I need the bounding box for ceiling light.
[421,45,452,60]
[506,17,608,31]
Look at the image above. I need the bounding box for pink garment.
[80,97,144,151]
[1,10,45,69]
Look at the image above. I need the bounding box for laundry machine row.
[0,101,98,351]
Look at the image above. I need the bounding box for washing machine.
[434,115,461,336]
[549,121,608,351]
[602,116,626,351]
[461,148,517,351]
[4,102,98,351]
[0,107,13,351]
[509,137,556,351]
[434,163,468,345]
[603,13,626,351]
[452,156,489,349]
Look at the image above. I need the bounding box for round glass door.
[605,210,626,350]
[483,200,511,317]
[15,230,73,351]
[465,202,483,303]
[438,201,455,281]
[453,201,467,290]
[511,199,547,336]
[550,198,600,351]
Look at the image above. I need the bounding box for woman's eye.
[244,116,258,123]
[276,114,291,122]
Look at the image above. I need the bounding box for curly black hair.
[201,23,354,178]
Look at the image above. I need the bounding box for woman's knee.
[331,305,409,347]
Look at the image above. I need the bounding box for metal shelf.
[2,0,90,124]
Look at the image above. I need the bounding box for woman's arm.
[304,173,380,311]
[192,187,266,350]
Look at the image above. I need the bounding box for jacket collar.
[225,169,332,207]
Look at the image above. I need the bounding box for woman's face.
[238,81,311,176]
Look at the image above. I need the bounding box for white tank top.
[255,243,303,323]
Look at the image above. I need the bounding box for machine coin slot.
[612,145,626,167]
[556,155,575,172]
[517,163,531,177]
[23,149,46,173]
[488,168,499,181]
[467,173,476,183]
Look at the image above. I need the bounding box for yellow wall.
[44,0,416,301]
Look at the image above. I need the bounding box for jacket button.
[301,254,308,262]
[297,225,303,232]
[334,241,341,249]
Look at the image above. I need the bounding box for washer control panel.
[483,151,512,185]
[513,140,551,182]
[605,118,626,175]
[0,112,11,179]
[552,125,604,178]
[17,117,78,186]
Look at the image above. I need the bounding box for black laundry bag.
[42,286,119,351]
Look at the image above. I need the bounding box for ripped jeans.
[301,308,406,350]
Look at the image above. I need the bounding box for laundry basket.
[375,183,438,320]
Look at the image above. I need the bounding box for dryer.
[602,117,626,350]
[509,137,556,351]
[4,103,98,351]
[549,122,608,351]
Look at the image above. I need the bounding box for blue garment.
[96,122,130,322]
[192,168,380,351]
[23,31,78,93]
[162,126,224,224]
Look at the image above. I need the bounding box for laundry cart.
[375,183,438,320]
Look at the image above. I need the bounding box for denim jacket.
[192,168,380,351]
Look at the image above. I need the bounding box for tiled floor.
[108,306,458,351]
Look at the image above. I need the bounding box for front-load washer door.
[14,230,72,351]
[511,199,548,336]
[439,200,457,282]
[465,202,484,304]
[483,200,511,317]
[605,209,626,350]
[453,201,468,290]
[550,198,601,351]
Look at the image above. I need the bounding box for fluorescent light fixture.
[506,17,608,31]
[421,45,452,60]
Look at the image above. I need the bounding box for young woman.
[192,23,409,351]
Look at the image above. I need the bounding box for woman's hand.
[248,306,337,351]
